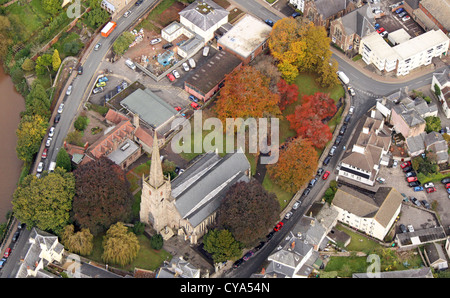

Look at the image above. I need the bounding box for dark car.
[265,19,274,27]
[323,156,331,166]
[243,250,254,261]
[54,114,61,124]
[233,258,244,268]
[266,231,274,241]
[135,0,143,5]
[406,171,416,177]
[411,197,421,207]
[409,181,421,187]
[334,135,343,145]
[421,200,431,209]
[302,187,311,197]
[77,66,83,75]
[403,166,412,173]
[399,224,407,233]
[292,12,301,18]
[162,43,173,49]
[317,168,324,176]
[442,178,450,184]
[339,125,347,135]
[12,231,20,242]
[344,114,352,124]
[254,241,265,252]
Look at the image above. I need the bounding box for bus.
[101,21,117,37]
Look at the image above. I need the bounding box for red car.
[175,106,181,111]
[167,73,175,82]
[190,102,200,110]
[274,222,284,232]
[400,161,411,169]
[322,170,330,180]
[407,176,417,183]
[3,247,11,258]
[426,187,436,193]
[376,27,385,34]
[445,183,450,189]
[42,148,48,159]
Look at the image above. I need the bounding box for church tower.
[140,132,174,232]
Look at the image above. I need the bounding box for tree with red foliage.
[72,157,134,235]
[286,92,336,149]
[277,79,299,111]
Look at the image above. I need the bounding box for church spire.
[149,131,164,188]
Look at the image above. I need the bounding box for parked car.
[309,178,317,188]
[402,15,410,21]
[233,258,244,268]
[49,126,55,137]
[302,188,311,197]
[413,186,423,192]
[98,76,109,83]
[265,19,274,27]
[172,69,180,79]
[445,183,450,189]
[407,224,414,232]
[77,66,83,75]
[3,248,11,258]
[93,87,104,94]
[426,187,436,193]
[284,211,293,220]
[424,182,434,189]
[400,161,411,169]
[167,73,175,82]
[96,81,106,88]
[243,250,254,261]
[0,258,6,269]
[421,200,431,209]
[12,231,20,242]
[274,222,284,232]
[317,168,324,176]
[150,38,162,45]
[399,224,407,233]
[407,176,418,183]
[403,166,412,173]
[339,125,347,135]
[94,43,101,51]
[189,95,198,102]
[406,171,416,178]
[409,181,420,187]
[54,114,61,124]
[254,241,265,252]
[57,103,64,114]
[292,201,301,210]
[376,27,385,34]
[392,160,398,168]
[334,135,343,145]
[188,58,196,68]
[323,156,331,166]
[376,177,386,184]
[411,197,421,207]
[395,7,404,14]
[322,170,330,180]
[203,46,210,57]
[349,106,355,114]
[42,148,48,159]
[441,178,450,184]
[329,146,337,156]
[380,31,388,38]
[135,0,143,5]
[46,137,52,147]
[182,62,190,72]
[266,231,274,241]
[123,10,132,18]
[292,12,301,18]
[66,85,72,96]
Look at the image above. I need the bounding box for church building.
[140,133,252,244]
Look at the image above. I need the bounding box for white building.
[332,186,403,241]
[431,68,450,118]
[289,0,306,12]
[360,29,449,76]
[179,0,229,42]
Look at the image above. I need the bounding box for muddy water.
[0,67,25,222]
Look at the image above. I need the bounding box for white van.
[49,161,56,172]
[337,71,350,84]
[203,46,210,57]
[125,59,136,70]
[188,58,196,69]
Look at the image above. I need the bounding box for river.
[0,67,25,222]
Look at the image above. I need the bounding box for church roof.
[171,149,250,227]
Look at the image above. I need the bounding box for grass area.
[262,174,294,210]
[89,233,171,272]
[6,0,50,42]
[322,224,424,277]
[126,171,141,192]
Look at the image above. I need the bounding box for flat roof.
[218,14,272,58]
[108,138,140,166]
[120,88,177,129]
[394,29,449,60]
[362,32,398,60]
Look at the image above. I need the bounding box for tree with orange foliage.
[277,79,299,111]
[214,65,281,123]
[286,93,337,149]
[267,137,317,193]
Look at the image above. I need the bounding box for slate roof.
[179,0,229,31]
[171,149,250,227]
[340,5,374,37]
[314,0,352,19]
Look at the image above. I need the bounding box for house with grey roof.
[156,256,201,278]
[179,0,229,42]
[338,111,392,186]
[406,129,449,163]
[303,0,357,31]
[330,4,375,54]
[431,68,450,118]
[424,242,448,271]
[331,185,404,241]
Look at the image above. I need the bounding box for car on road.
[414,186,423,192]
[135,0,143,5]
[399,224,407,233]
[123,10,132,18]
[77,66,83,75]
[150,38,162,45]
[46,137,52,147]
[424,182,434,189]
[49,126,55,137]
[233,258,244,268]
[12,231,20,242]
[172,69,180,79]
[3,248,11,258]
[265,19,274,27]
[349,106,355,114]
[274,222,283,232]
[254,241,265,252]
[302,187,311,197]
[322,170,330,180]
[284,211,293,220]
[0,258,6,269]
[243,250,254,261]
[309,178,317,187]
[57,103,64,114]
[66,85,72,96]
[167,73,175,82]
[94,43,101,51]
[93,87,104,94]
[407,224,414,232]
[292,12,301,18]
[54,114,61,124]
[426,187,436,194]
[349,86,356,95]
[182,62,190,72]
[42,148,48,159]
[96,81,106,88]
[292,201,301,210]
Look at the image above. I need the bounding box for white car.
[66,85,72,96]
[57,103,64,114]
[349,106,355,114]
[407,225,414,233]
[37,162,44,173]
[94,43,101,51]
[284,212,293,220]
[292,201,301,210]
[380,31,388,38]
[46,137,52,147]
[123,10,132,18]
[348,87,355,96]
[182,62,190,72]
[392,160,398,168]
[172,69,180,79]
[424,182,435,189]
[150,38,162,45]
[49,126,55,137]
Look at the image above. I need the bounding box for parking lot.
[371,0,424,38]
[378,162,450,234]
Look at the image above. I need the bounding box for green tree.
[22,58,36,72]
[102,222,140,266]
[150,234,163,250]
[113,31,135,56]
[56,147,72,172]
[42,0,63,15]
[425,116,441,133]
[74,115,89,131]
[52,49,62,71]
[16,114,48,162]
[35,53,53,75]
[12,168,75,233]
[434,84,441,97]
[203,229,241,263]
[24,81,51,120]
[61,225,94,256]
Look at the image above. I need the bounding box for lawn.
[89,233,172,272]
